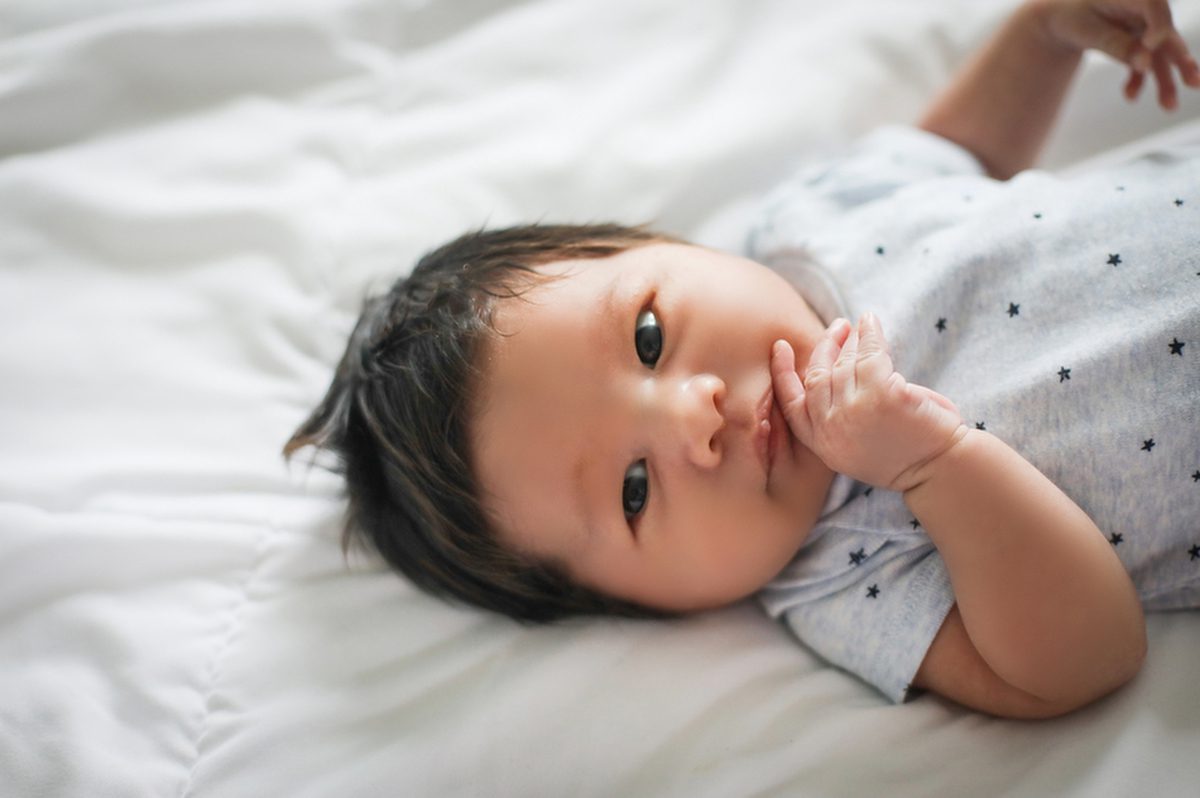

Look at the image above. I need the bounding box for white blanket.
[2,1,1198,795]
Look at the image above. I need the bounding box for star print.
[1176,199,1185,207]
[975,421,987,430]
[935,318,947,333]
[1033,213,1042,219]
[1058,367,1071,382]
[1190,545,1200,561]
[849,548,866,566]
[910,518,921,530]
[1007,303,1020,317]
[1193,471,1200,483]
[1107,253,1122,267]
[1169,338,1185,355]
[867,584,880,599]
[1142,439,1155,452]
[876,246,885,256]
[1109,532,1124,546]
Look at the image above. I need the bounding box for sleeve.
[747,125,986,261]
[760,527,957,704]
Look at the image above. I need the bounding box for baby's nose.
[669,374,725,469]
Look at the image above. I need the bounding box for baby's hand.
[771,314,967,493]
[1032,0,1200,109]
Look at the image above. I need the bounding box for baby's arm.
[920,0,1200,179]
[772,316,1146,719]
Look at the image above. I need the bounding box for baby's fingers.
[771,340,813,445]
[1125,66,1145,101]
[832,321,859,407]
[802,318,850,417]
[1153,47,1179,109]
[854,312,894,387]
[1127,32,1200,108]
[1161,32,1200,89]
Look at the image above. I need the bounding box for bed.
[2,0,1198,795]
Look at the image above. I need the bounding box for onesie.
[747,125,1200,703]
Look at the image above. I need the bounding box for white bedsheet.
[2,1,1198,795]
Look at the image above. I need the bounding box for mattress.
[2,1,1198,795]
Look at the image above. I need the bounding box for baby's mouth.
[766,393,792,480]
[754,384,776,484]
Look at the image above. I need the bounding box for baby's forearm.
[919,1,1081,179]
[903,429,1146,706]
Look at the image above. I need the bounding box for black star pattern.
[876,245,885,256]
[910,518,921,530]
[1058,367,1071,382]
[975,421,987,430]
[1033,212,1043,219]
[1107,253,1122,267]
[1176,199,1185,207]
[867,584,880,599]
[1109,532,1124,546]
[1007,302,1020,317]
[1142,439,1156,452]
[1190,545,1200,561]
[1193,471,1200,483]
[1169,338,1185,356]
[849,548,866,566]
[935,318,947,333]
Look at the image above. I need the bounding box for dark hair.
[284,223,682,623]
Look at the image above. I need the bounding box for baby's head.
[286,224,833,623]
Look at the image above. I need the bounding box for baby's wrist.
[893,423,972,494]
[1021,0,1082,58]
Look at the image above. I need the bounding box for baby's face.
[471,243,834,611]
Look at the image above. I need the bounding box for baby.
[286,0,1200,719]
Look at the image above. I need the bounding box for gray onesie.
[747,125,1200,704]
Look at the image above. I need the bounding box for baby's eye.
[622,459,649,521]
[635,309,663,367]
